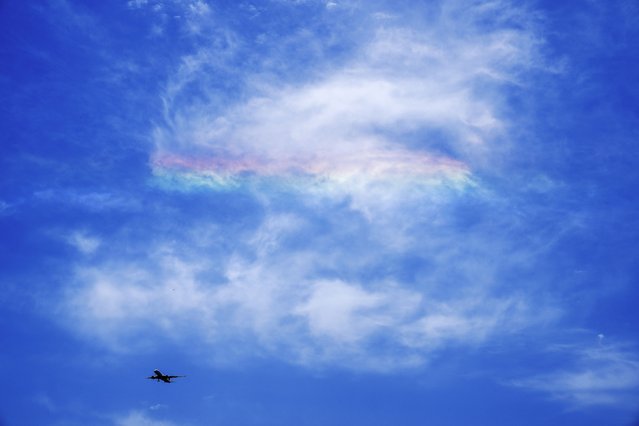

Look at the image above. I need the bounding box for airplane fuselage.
[147,369,183,383]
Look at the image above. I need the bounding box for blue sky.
[1,0,639,424]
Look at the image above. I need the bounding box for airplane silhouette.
[146,369,186,383]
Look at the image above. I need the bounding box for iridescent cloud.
[150,149,474,193]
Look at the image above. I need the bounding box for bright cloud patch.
[150,1,538,204]
[62,209,544,370]
[64,256,536,370]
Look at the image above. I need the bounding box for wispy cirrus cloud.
[151,0,541,207]
[513,341,639,408]
[56,0,559,373]
[33,189,141,212]
[127,0,214,37]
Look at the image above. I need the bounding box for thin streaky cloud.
[513,343,639,408]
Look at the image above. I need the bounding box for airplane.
[146,369,186,383]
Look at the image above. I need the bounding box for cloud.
[127,0,214,36]
[67,231,101,255]
[55,0,560,372]
[127,0,149,9]
[33,189,141,212]
[0,200,15,216]
[295,279,418,343]
[152,3,539,197]
[513,342,639,407]
[149,404,167,411]
[59,208,552,370]
[146,0,546,242]
[115,410,178,426]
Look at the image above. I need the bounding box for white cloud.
[127,0,149,9]
[399,297,532,350]
[59,208,551,370]
[150,0,542,225]
[513,344,639,407]
[55,0,559,372]
[115,410,178,426]
[127,0,214,36]
[149,404,167,411]
[160,34,507,155]
[62,255,214,350]
[67,231,101,255]
[295,279,419,343]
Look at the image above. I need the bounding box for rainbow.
[149,149,475,193]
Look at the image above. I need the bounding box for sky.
[1,0,639,425]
